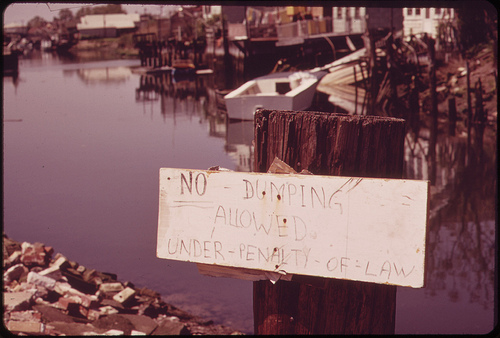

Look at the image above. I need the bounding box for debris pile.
[3,234,244,335]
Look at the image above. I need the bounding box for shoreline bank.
[3,234,245,336]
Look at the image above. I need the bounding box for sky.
[2,2,180,25]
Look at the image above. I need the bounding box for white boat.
[224,71,327,120]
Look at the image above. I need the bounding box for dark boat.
[3,45,20,76]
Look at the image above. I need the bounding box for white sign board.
[157,168,429,288]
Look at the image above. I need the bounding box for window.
[337,7,342,19]
[354,7,360,18]
[407,8,413,15]
[435,8,441,15]
[425,8,430,18]
[415,8,421,15]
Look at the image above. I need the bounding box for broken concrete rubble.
[3,234,244,335]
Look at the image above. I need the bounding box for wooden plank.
[157,168,428,287]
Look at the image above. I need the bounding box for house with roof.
[76,13,140,39]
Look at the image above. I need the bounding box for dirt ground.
[431,45,497,138]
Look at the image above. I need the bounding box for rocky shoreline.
[2,234,244,335]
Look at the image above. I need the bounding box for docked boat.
[224,70,327,120]
[3,45,20,76]
[171,58,196,81]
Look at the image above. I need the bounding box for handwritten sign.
[157,168,429,288]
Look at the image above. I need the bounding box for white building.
[201,5,222,21]
[332,7,404,35]
[77,13,140,38]
[403,7,455,39]
[3,22,28,35]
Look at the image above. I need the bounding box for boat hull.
[224,71,325,120]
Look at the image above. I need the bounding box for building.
[332,7,404,35]
[76,13,140,38]
[201,5,221,21]
[3,22,28,35]
[403,7,455,39]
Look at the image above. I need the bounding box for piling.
[253,109,406,334]
[427,38,438,185]
[473,78,486,162]
[466,60,472,163]
[448,97,457,136]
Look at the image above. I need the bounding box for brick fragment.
[4,250,22,268]
[138,287,160,298]
[8,310,42,322]
[61,270,98,294]
[83,268,97,281]
[27,271,56,290]
[99,305,120,315]
[52,255,71,270]
[21,242,48,266]
[131,330,147,335]
[98,271,118,282]
[87,308,102,321]
[99,282,124,293]
[39,264,63,281]
[105,329,125,335]
[7,320,44,334]
[113,287,136,305]
[55,296,78,311]
[4,291,35,311]
[4,263,29,284]
[3,235,22,256]
[44,246,54,257]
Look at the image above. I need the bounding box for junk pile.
[3,234,243,335]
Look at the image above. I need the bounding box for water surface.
[3,51,496,334]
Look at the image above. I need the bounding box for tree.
[455,2,497,58]
[75,4,126,19]
[58,8,74,22]
[27,16,47,30]
[93,4,126,15]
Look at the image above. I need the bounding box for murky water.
[3,51,496,334]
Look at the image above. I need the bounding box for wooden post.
[222,11,233,89]
[353,65,358,115]
[364,29,378,115]
[253,109,406,334]
[448,97,457,136]
[409,76,420,136]
[427,38,438,185]
[466,59,472,163]
[473,78,486,163]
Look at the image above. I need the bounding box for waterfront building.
[76,13,140,38]
[403,7,456,39]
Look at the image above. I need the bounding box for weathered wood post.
[473,78,486,163]
[448,97,457,136]
[466,59,472,164]
[408,74,420,137]
[427,38,438,186]
[253,109,406,334]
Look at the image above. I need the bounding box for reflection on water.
[74,66,133,84]
[3,51,496,334]
[398,129,496,333]
[133,71,254,172]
